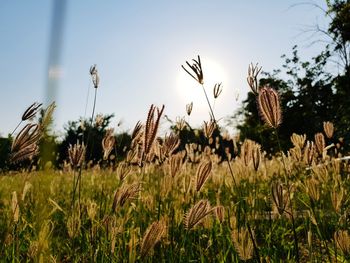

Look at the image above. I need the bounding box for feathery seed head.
[203,120,216,139]
[22,102,43,121]
[163,133,180,158]
[68,141,86,169]
[102,128,115,160]
[12,191,19,223]
[184,199,213,230]
[89,64,100,88]
[247,62,262,95]
[186,102,193,116]
[305,177,320,202]
[112,183,141,211]
[140,220,167,259]
[231,228,254,261]
[314,133,325,154]
[290,133,306,149]
[117,161,132,181]
[11,123,41,163]
[181,55,204,84]
[303,141,316,166]
[213,83,223,99]
[334,230,350,257]
[323,121,334,139]
[196,159,212,192]
[257,86,282,128]
[271,181,290,216]
[143,104,165,162]
[214,205,225,224]
[168,153,184,178]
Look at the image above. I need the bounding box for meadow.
[1,58,350,263]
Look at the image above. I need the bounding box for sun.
[176,57,228,110]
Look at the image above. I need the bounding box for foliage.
[236,0,350,153]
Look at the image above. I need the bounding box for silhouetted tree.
[235,0,350,153]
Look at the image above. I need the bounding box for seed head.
[257,86,282,128]
[12,191,19,223]
[168,153,184,178]
[11,123,41,163]
[186,102,193,116]
[303,141,316,166]
[117,162,132,182]
[196,159,212,192]
[203,120,216,139]
[143,104,165,162]
[214,205,225,224]
[89,64,99,88]
[181,55,204,84]
[290,133,306,149]
[22,102,43,121]
[314,133,325,154]
[140,220,167,259]
[184,199,213,230]
[271,181,290,216]
[247,63,262,95]
[231,228,254,261]
[305,177,320,202]
[68,141,86,169]
[213,83,223,99]
[102,128,115,160]
[323,121,334,139]
[112,183,141,211]
[334,230,350,257]
[163,133,180,158]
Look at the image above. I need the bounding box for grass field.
[1,140,350,262]
[1,61,350,262]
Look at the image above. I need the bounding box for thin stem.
[90,88,98,128]
[275,128,300,263]
[11,121,22,137]
[201,84,216,121]
[247,222,261,263]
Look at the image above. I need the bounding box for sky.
[0,1,330,138]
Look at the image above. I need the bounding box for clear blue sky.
[0,1,329,137]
